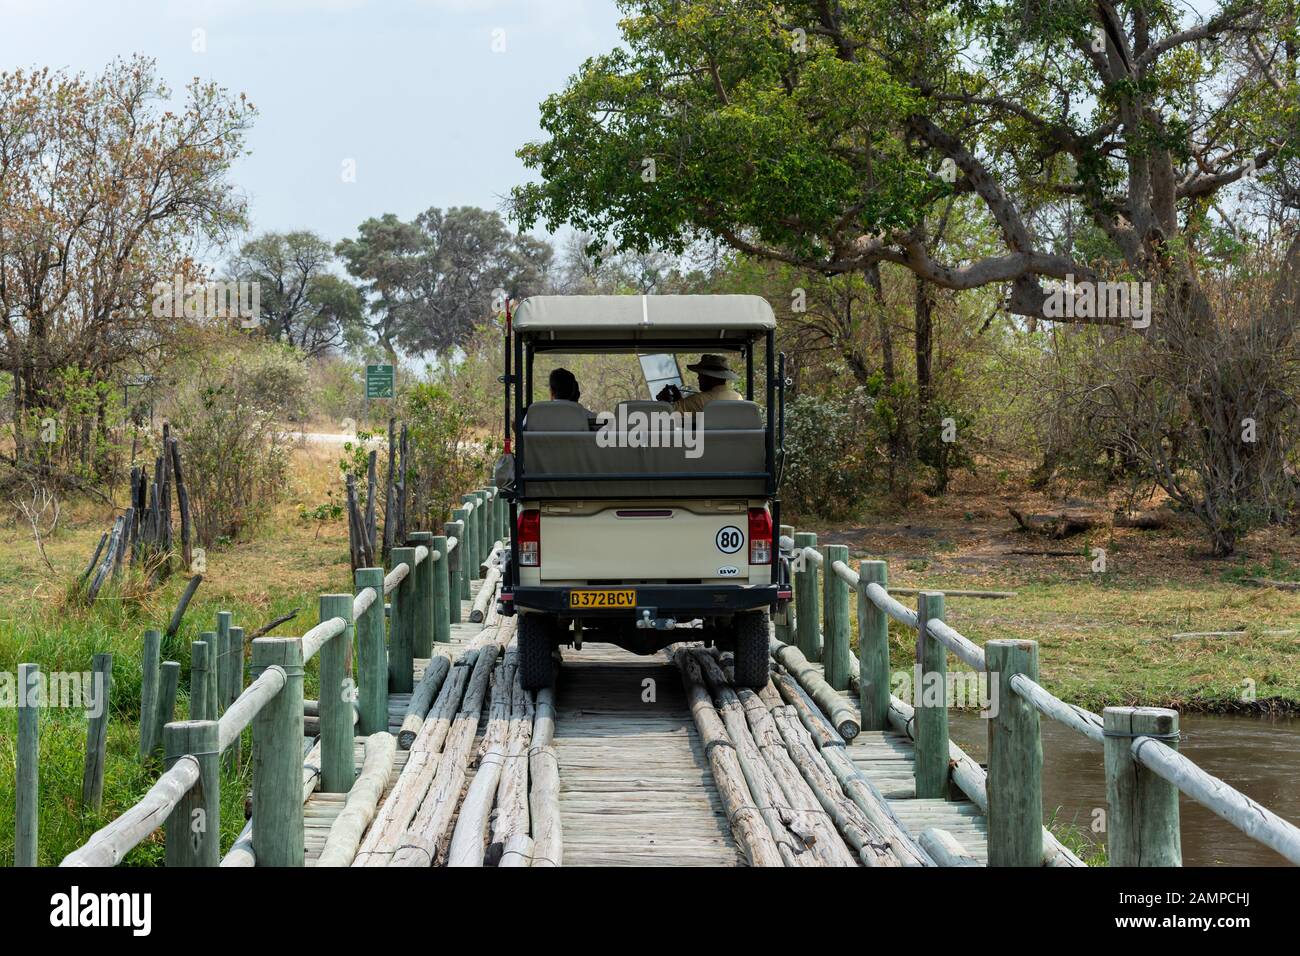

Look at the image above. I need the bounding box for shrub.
[400,381,493,529]
[782,389,880,521]
[168,338,309,547]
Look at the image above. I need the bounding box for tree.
[337,206,553,359]
[229,231,365,357]
[0,56,254,473]
[512,0,1300,549]
[335,213,430,363]
[513,0,1300,313]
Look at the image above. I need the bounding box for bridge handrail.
[1131,736,1300,864]
[787,538,1300,866]
[61,758,201,867]
[55,478,509,868]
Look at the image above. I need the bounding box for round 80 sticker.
[715,526,744,554]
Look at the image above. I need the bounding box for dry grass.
[801,465,1300,712]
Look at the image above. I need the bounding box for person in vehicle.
[656,354,742,413]
[547,367,595,417]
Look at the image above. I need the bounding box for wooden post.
[16,663,39,866]
[228,625,245,702]
[476,489,491,554]
[793,531,821,662]
[431,535,451,645]
[225,625,245,771]
[251,637,305,867]
[389,547,417,694]
[155,661,181,757]
[191,639,211,721]
[164,719,220,866]
[483,488,498,548]
[81,652,113,811]
[1104,706,1182,866]
[858,560,890,732]
[319,594,356,793]
[985,639,1043,866]
[216,610,233,707]
[355,568,387,736]
[914,591,949,799]
[459,497,477,581]
[821,544,851,690]
[138,628,162,758]
[475,492,490,570]
[408,531,434,659]
[775,525,795,644]
[475,491,490,567]
[448,513,469,605]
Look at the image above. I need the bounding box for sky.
[0,0,625,246]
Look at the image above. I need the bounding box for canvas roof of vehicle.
[512,294,776,340]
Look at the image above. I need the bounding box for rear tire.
[732,611,770,688]
[519,614,556,690]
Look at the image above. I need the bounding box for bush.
[782,389,880,521]
[167,337,309,547]
[401,381,493,529]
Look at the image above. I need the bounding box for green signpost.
[366,364,394,399]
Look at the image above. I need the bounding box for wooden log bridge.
[50,489,1300,867]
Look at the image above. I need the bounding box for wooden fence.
[779,529,1300,866]
[46,485,507,868]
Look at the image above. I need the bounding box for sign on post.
[366,364,394,399]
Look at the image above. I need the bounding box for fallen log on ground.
[499,834,534,867]
[689,650,830,866]
[446,647,517,866]
[769,637,860,741]
[164,574,203,638]
[397,655,452,749]
[1008,507,1099,539]
[767,671,932,867]
[529,745,561,867]
[317,733,397,867]
[487,656,534,865]
[469,563,502,623]
[390,627,507,867]
[673,647,784,867]
[352,651,478,867]
[920,827,981,866]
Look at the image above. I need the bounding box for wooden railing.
[778,530,1300,867]
[58,485,508,868]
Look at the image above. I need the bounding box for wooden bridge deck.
[303,578,989,866]
[552,644,741,866]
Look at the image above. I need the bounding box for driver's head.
[697,373,725,392]
[549,367,581,403]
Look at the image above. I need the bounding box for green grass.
[823,551,1300,714]
[0,485,353,866]
[1047,807,1109,866]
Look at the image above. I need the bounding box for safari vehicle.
[495,294,791,690]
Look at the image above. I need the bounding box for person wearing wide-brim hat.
[655,353,743,414]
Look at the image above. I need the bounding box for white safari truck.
[495,294,791,690]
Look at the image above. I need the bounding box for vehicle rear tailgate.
[539,504,751,581]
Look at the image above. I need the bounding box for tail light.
[517,509,540,566]
[748,507,772,565]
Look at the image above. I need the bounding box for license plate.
[568,589,636,609]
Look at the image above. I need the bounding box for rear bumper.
[503,583,789,616]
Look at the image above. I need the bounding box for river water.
[946,711,1300,866]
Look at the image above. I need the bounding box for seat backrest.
[525,401,589,431]
[698,400,763,429]
[615,400,674,419]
